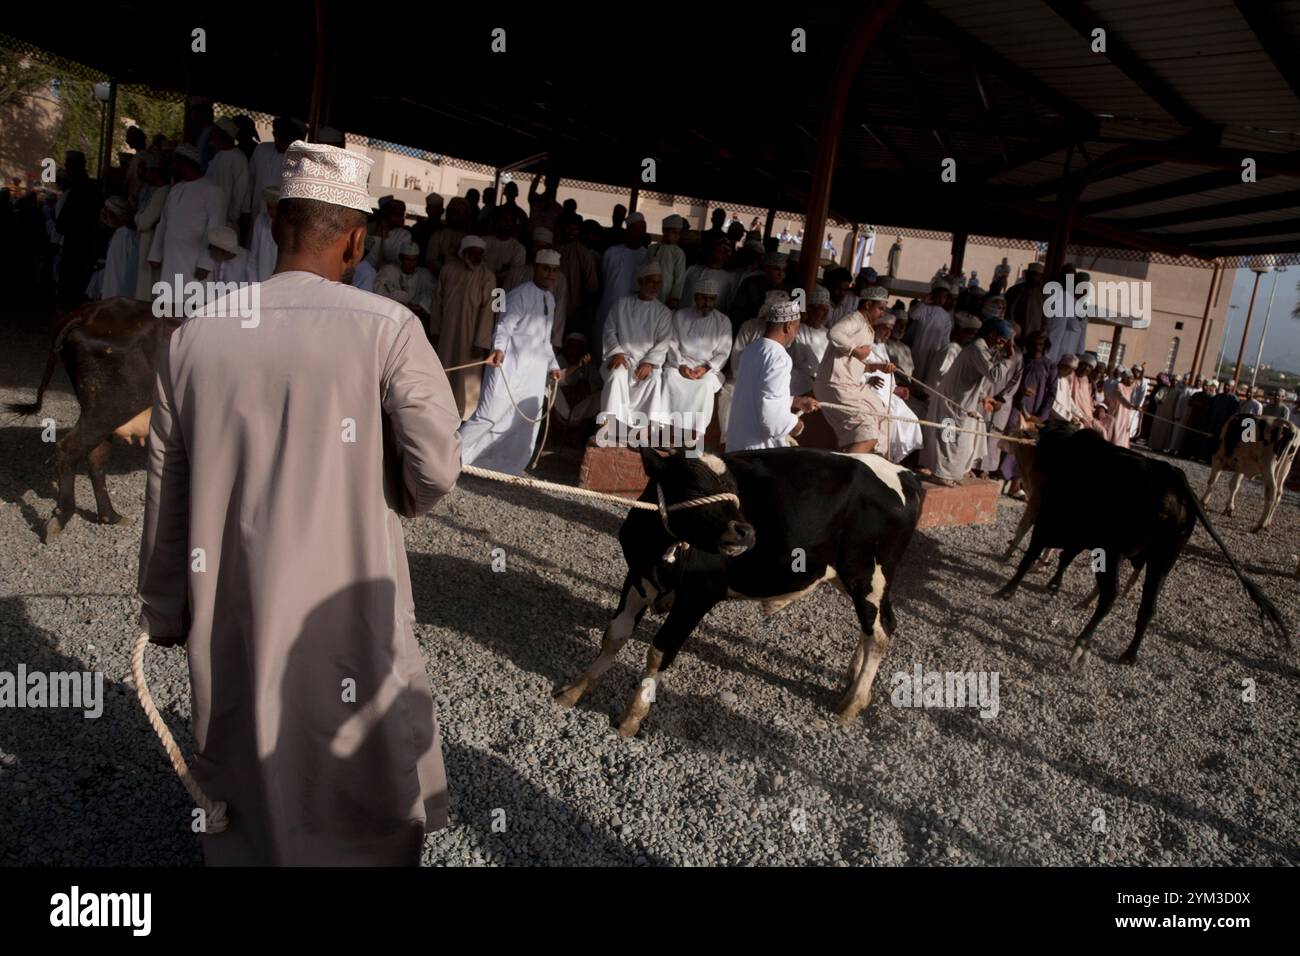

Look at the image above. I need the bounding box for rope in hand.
[460,464,740,515]
[131,632,229,834]
[1132,402,1216,439]
[803,399,1036,445]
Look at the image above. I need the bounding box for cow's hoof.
[1118,652,1138,666]
[97,511,128,526]
[992,586,1015,601]
[614,718,642,738]
[1046,581,1061,595]
[553,682,585,709]
[834,704,862,726]
[1068,645,1090,671]
[42,513,68,542]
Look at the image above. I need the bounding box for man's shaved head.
[275,198,368,254]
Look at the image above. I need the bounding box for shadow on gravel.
[916,705,1300,864]
[0,424,148,539]
[0,596,200,865]
[454,474,626,538]
[1161,628,1298,680]
[650,687,1031,865]
[409,549,609,687]
[408,543,854,715]
[433,741,664,865]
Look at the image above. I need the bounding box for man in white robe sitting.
[661,279,732,437]
[376,241,437,333]
[598,260,673,439]
[726,300,819,451]
[458,250,564,474]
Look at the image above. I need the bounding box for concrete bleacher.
[576,439,1001,529]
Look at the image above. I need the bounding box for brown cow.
[1001,414,1044,562]
[7,297,177,540]
[1202,413,1300,532]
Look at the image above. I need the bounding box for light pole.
[1232,264,1272,386]
[1249,267,1288,389]
[1215,304,1240,380]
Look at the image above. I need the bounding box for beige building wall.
[263,124,1232,376]
[862,230,1229,379]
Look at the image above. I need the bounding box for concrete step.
[577,443,1004,527]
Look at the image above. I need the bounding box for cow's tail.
[1182,473,1290,649]
[5,313,86,416]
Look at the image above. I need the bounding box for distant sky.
[1212,267,1300,374]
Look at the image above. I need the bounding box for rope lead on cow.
[131,632,229,834]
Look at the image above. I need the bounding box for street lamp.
[1249,267,1288,389]
[1215,304,1240,378]
[1232,262,1272,386]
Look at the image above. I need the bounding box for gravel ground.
[2,325,1297,866]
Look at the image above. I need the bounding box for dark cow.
[555,446,922,736]
[7,297,177,540]
[1202,413,1299,532]
[995,421,1288,669]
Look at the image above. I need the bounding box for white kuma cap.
[280,140,374,213]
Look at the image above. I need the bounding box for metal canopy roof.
[8,1,1300,263]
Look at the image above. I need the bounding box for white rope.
[131,633,229,834]
[804,398,1035,445]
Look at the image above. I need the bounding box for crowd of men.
[7,113,1298,488]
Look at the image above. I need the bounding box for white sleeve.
[148,198,168,264]
[198,187,224,273]
[665,318,684,369]
[643,307,672,367]
[602,299,624,359]
[492,294,524,353]
[758,353,799,439]
[707,318,733,371]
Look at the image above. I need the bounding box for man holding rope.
[919,318,1013,486]
[459,249,565,474]
[814,285,894,455]
[137,141,463,865]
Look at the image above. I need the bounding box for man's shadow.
[196,577,649,865]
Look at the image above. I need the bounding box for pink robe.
[1101,380,1136,448]
[1069,373,1100,432]
[138,271,463,865]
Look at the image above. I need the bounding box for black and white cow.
[995,421,1289,669]
[555,446,922,736]
[1202,413,1299,532]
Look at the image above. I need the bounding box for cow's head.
[639,447,756,556]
